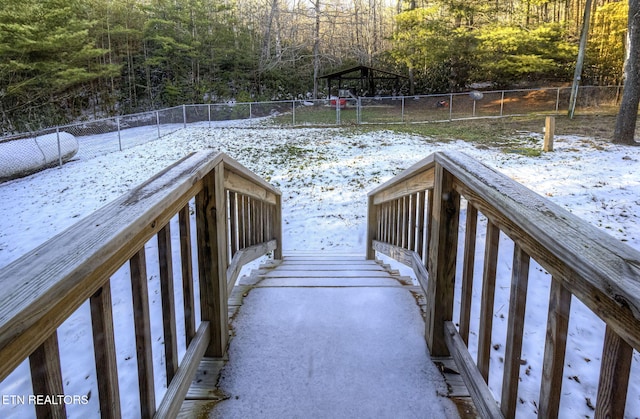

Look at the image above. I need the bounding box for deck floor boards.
[179,254,471,418]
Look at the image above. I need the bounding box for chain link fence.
[0,85,623,182]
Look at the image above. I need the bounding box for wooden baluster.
[130,248,155,418]
[178,205,196,345]
[158,224,178,385]
[595,326,633,418]
[501,244,531,418]
[229,192,238,257]
[396,199,402,247]
[29,333,66,419]
[408,193,417,252]
[90,283,121,418]
[195,165,229,358]
[415,191,425,261]
[538,278,571,419]
[478,221,500,382]
[425,165,460,356]
[402,196,409,249]
[426,189,434,271]
[459,203,478,345]
[240,195,248,250]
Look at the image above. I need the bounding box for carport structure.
[319,65,408,97]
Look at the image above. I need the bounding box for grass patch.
[350,114,619,148]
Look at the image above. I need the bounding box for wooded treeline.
[0,0,629,132]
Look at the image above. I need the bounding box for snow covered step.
[259,269,391,278]
[255,277,401,287]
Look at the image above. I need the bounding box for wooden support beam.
[425,164,460,356]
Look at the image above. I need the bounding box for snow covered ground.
[0,122,639,418]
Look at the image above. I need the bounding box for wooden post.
[196,164,229,358]
[544,116,555,152]
[425,163,460,356]
[366,195,377,260]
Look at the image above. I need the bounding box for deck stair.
[179,252,470,418]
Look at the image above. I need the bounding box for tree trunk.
[312,0,321,99]
[613,0,640,145]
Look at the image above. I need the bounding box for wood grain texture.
[459,204,478,345]
[538,278,571,419]
[178,205,196,345]
[425,164,460,356]
[444,322,505,419]
[438,151,640,339]
[372,169,435,205]
[130,248,156,418]
[29,333,66,419]
[196,168,228,358]
[90,284,121,419]
[0,151,218,381]
[501,244,530,418]
[154,322,210,419]
[478,221,500,382]
[595,326,633,419]
[158,224,179,385]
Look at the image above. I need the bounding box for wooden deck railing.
[366,151,640,418]
[0,150,281,418]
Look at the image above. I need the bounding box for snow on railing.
[366,151,640,418]
[0,151,281,418]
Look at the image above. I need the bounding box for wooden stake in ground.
[544,116,555,152]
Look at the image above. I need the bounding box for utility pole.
[568,0,594,119]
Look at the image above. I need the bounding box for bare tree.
[613,0,640,145]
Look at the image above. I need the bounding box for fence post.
[182,104,187,128]
[208,104,211,129]
[449,93,453,121]
[117,117,122,151]
[292,100,296,126]
[425,161,460,356]
[56,127,62,167]
[500,91,505,116]
[401,96,405,123]
[544,116,555,152]
[156,111,161,139]
[249,103,253,120]
[556,88,561,113]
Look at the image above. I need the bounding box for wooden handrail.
[366,151,640,418]
[0,150,281,418]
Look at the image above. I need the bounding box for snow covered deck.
[179,253,461,418]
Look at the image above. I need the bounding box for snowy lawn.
[0,124,639,418]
